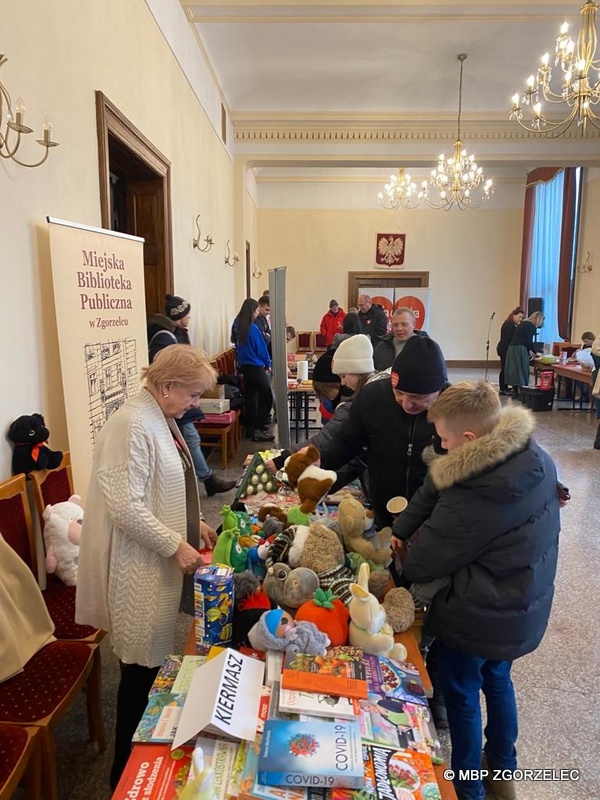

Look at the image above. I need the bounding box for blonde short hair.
[527,311,545,328]
[142,345,217,392]
[428,380,501,436]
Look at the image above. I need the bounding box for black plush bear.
[7,413,63,475]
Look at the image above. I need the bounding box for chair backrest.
[314,332,328,351]
[28,452,74,526]
[0,474,38,579]
[296,331,314,352]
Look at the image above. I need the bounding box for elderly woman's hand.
[174,541,204,574]
[200,520,217,549]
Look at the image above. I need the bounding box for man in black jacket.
[373,306,428,370]
[403,381,560,800]
[319,335,447,528]
[357,294,388,346]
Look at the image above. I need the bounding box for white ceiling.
[179,0,600,176]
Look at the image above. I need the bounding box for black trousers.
[498,355,508,392]
[109,663,160,789]
[239,364,272,431]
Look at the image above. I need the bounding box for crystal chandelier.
[427,54,493,210]
[377,168,428,210]
[510,1,600,137]
[0,53,59,167]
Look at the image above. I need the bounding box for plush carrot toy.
[295,588,349,646]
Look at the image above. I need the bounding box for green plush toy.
[286,505,311,526]
[212,526,249,573]
[220,504,253,536]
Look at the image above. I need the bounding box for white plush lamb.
[42,494,84,586]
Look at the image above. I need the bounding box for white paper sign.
[173,648,265,749]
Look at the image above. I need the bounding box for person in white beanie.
[331,333,375,392]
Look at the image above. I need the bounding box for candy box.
[194,564,234,654]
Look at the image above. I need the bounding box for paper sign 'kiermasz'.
[172,647,265,748]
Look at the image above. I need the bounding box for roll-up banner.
[47,217,148,496]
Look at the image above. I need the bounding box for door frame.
[95,91,174,294]
[348,271,429,307]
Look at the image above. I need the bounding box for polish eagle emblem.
[377,235,404,266]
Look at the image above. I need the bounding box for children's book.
[364,656,428,706]
[172,655,206,695]
[332,745,441,800]
[257,719,364,789]
[149,655,184,696]
[189,737,239,800]
[281,649,367,700]
[279,688,360,720]
[360,697,443,765]
[173,647,265,748]
[111,744,194,800]
[132,693,186,744]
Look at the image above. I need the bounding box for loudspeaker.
[528,297,543,316]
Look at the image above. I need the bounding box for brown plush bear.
[337,494,392,567]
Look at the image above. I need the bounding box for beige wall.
[0,0,242,481]
[257,205,524,361]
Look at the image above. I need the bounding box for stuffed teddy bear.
[268,521,389,606]
[348,563,408,661]
[248,608,330,656]
[283,446,337,514]
[42,494,84,586]
[262,562,320,609]
[337,494,393,567]
[7,413,63,475]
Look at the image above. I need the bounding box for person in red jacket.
[319,299,346,345]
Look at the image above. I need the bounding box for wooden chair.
[0,473,103,644]
[313,332,328,352]
[0,642,105,800]
[0,725,41,800]
[194,419,235,469]
[28,452,74,524]
[296,331,313,352]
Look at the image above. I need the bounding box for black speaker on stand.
[527,297,544,316]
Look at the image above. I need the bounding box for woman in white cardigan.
[76,344,217,788]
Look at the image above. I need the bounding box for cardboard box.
[202,383,226,399]
[199,398,230,413]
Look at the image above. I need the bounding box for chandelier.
[427,54,493,210]
[0,53,59,167]
[377,168,428,210]
[510,1,600,137]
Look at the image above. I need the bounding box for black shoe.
[252,430,275,442]
[204,475,236,496]
[430,692,449,729]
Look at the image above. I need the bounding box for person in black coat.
[403,381,560,800]
[496,306,524,394]
[319,336,447,528]
[357,294,388,346]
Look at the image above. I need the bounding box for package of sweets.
[194,564,235,654]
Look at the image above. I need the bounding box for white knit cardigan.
[75,389,200,667]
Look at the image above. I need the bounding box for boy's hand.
[390,537,405,553]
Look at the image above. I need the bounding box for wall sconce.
[224,240,240,267]
[0,53,59,168]
[252,261,262,279]
[192,215,214,252]
[576,251,593,274]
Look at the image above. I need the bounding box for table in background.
[184,625,458,800]
[287,384,318,443]
[533,362,593,411]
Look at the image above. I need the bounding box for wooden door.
[126,179,166,314]
[348,271,429,308]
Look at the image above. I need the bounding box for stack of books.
[113,645,443,800]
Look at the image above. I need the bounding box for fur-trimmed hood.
[429,404,535,491]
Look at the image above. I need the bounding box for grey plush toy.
[262,562,319,609]
[248,608,330,655]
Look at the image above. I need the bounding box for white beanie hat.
[332,334,374,375]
